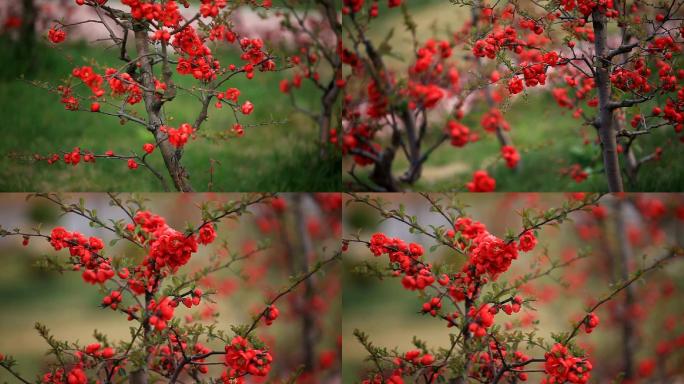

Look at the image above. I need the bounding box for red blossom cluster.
[43,368,87,384]
[447,120,472,148]
[263,304,280,326]
[501,145,520,169]
[473,26,523,60]
[360,349,436,384]
[129,210,211,273]
[84,343,115,360]
[72,66,104,98]
[405,39,459,109]
[542,343,593,384]
[49,227,114,284]
[481,108,511,133]
[223,336,273,381]
[174,26,221,81]
[467,304,495,337]
[463,232,518,280]
[39,341,123,384]
[199,0,227,18]
[342,0,402,16]
[560,0,618,17]
[470,342,531,382]
[583,312,599,334]
[147,296,176,331]
[467,170,496,192]
[48,26,66,44]
[105,68,143,105]
[369,233,435,290]
[518,231,537,252]
[238,38,274,77]
[161,123,195,148]
[58,66,145,112]
[565,164,588,184]
[102,290,122,310]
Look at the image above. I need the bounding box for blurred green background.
[342,1,684,192]
[342,193,684,383]
[0,35,341,192]
[0,193,341,380]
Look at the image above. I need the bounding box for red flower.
[638,358,656,377]
[508,77,524,94]
[466,170,496,192]
[241,101,254,115]
[583,312,599,334]
[143,143,155,154]
[542,343,592,384]
[518,231,537,252]
[263,305,280,326]
[224,336,272,378]
[48,27,66,44]
[164,123,195,148]
[198,225,217,245]
[501,145,520,168]
[447,121,470,147]
[468,304,495,337]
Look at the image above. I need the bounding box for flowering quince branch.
[341,1,526,191]
[344,192,604,254]
[459,0,684,191]
[166,250,340,384]
[343,193,683,383]
[0,192,338,384]
[26,0,293,191]
[343,0,684,192]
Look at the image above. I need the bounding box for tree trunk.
[615,199,636,380]
[400,109,423,184]
[17,0,37,73]
[129,370,148,384]
[318,79,340,158]
[133,26,193,192]
[294,195,316,372]
[592,11,624,192]
[371,147,400,191]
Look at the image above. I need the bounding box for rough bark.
[592,11,624,192]
[370,147,400,191]
[133,26,193,192]
[400,108,423,184]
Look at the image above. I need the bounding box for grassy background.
[341,1,684,192]
[0,39,341,192]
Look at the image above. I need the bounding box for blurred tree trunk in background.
[17,0,37,74]
[615,199,636,380]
